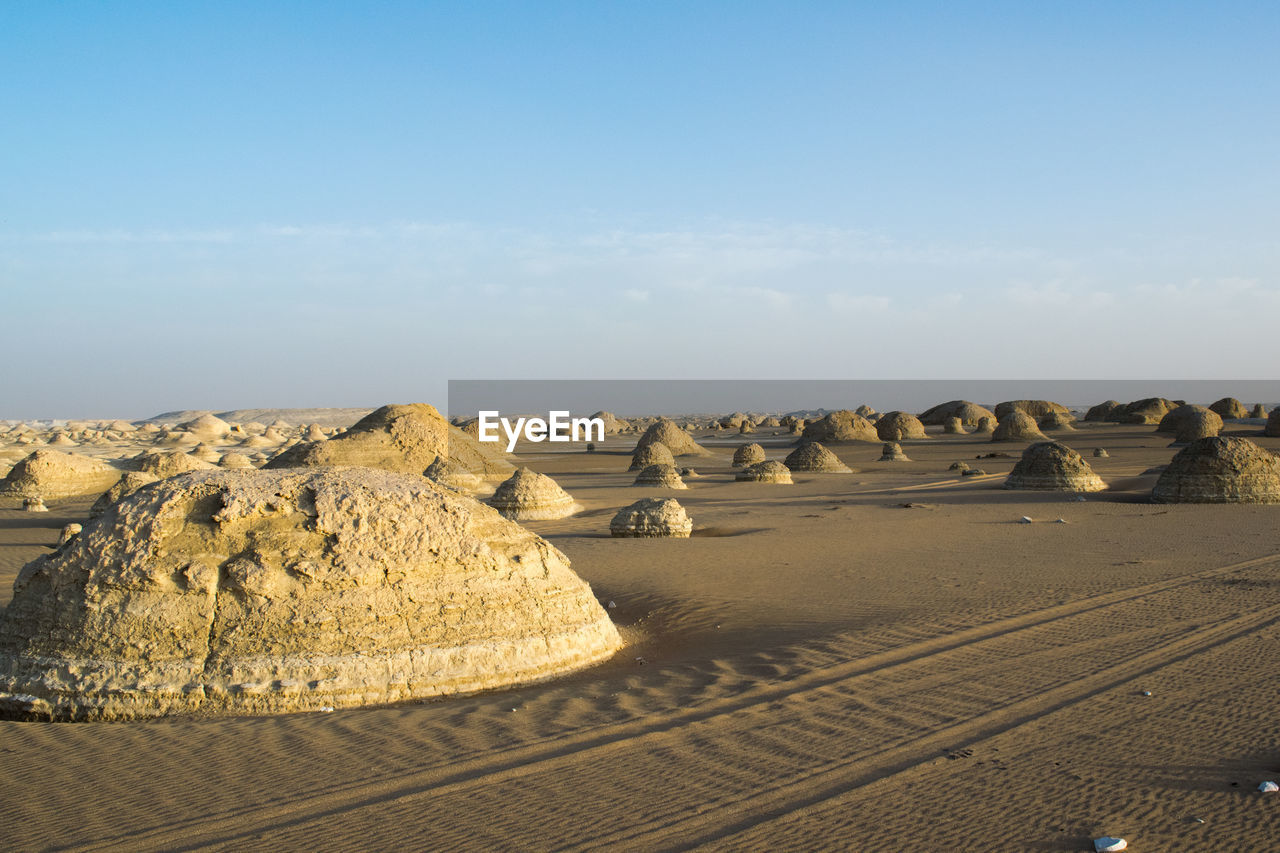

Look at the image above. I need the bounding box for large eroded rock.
[0,468,621,720]
[267,403,514,481]
[0,450,123,500]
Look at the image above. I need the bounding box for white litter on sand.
[1093,837,1127,852]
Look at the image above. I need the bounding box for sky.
[2,2,1278,418]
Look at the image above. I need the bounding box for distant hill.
[139,407,375,428]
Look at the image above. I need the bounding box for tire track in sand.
[78,552,1280,852]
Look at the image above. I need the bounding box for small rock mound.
[800,410,878,443]
[1110,397,1180,424]
[1093,448,1109,458]
[994,400,1070,420]
[23,497,48,512]
[0,468,621,720]
[1266,408,1280,437]
[1156,404,1218,434]
[1170,408,1224,445]
[267,403,513,481]
[629,442,675,471]
[733,443,766,467]
[876,411,928,441]
[991,412,1047,443]
[134,450,219,479]
[878,442,910,462]
[634,418,711,457]
[735,460,793,483]
[488,468,580,520]
[1209,397,1248,420]
[1249,403,1267,419]
[1085,400,1121,421]
[178,413,233,442]
[918,400,997,426]
[1038,412,1076,431]
[219,451,255,470]
[1152,437,1280,503]
[632,464,687,489]
[1004,442,1106,492]
[973,416,996,434]
[609,498,692,538]
[942,417,966,435]
[784,442,852,473]
[0,451,122,500]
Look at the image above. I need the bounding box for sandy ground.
[2,419,1279,851]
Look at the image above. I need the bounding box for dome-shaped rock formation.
[609,498,692,538]
[1038,412,1076,431]
[784,442,852,473]
[1152,437,1280,503]
[178,414,233,442]
[733,443,767,468]
[0,451,123,500]
[800,410,878,444]
[0,468,621,720]
[1266,408,1280,437]
[878,442,910,462]
[1209,397,1248,420]
[1003,442,1106,492]
[994,400,1069,421]
[632,464,687,489]
[991,412,1047,442]
[633,418,711,457]
[488,467,580,520]
[876,411,928,442]
[735,460,793,483]
[918,400,996,426]
[629,442,676,471]
[134,450,219,479]
[1169,409,1223,445]
[1084,401,1121,422]
[267,404,513,482]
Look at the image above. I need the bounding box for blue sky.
[2,2,1277,417]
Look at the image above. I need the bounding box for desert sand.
[2,404,1280,851]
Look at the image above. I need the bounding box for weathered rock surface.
[488,467,580,520]
[629,442,676,471]
[732,443,767,468]
[1004,442,1106,492]
[634,419,711,457]
[609,497,692,538]
[878,442,910,462]
[994,400,1070,420]
[875,411,928,442]
[0,468,621,720]
[991,412,1047,443]
[918,400,996,426]
[267,404,513,481]
[0,451,123,500]
[799,411,878,444]
[632,464,687,489]
[735,460,793,483]
[89,472,161,519]
[1152,437,1280,503]
[784,442,852,473]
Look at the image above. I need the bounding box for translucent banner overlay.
[447,380,1280,420]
